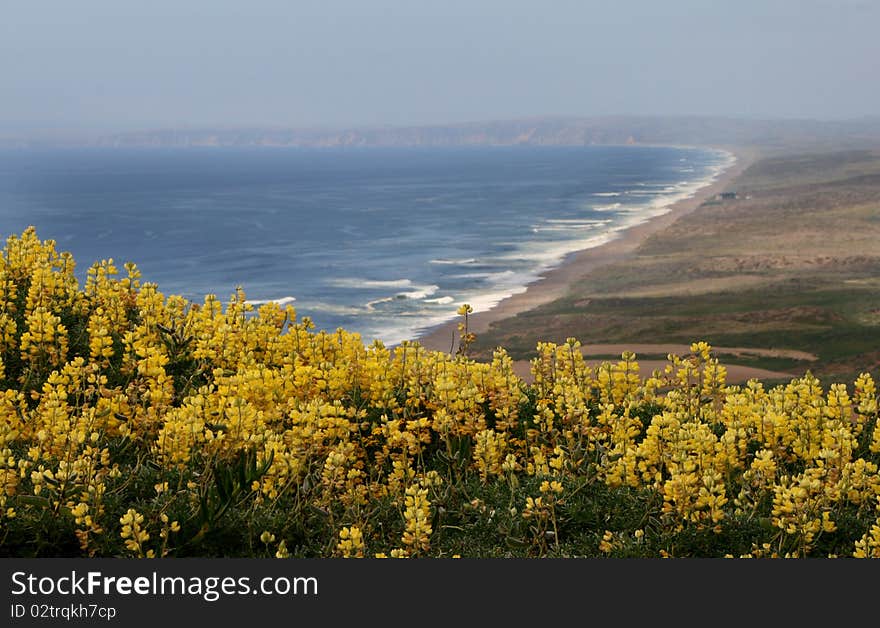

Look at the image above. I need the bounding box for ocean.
[0,145,733,345]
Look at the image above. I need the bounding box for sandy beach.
[415,144,758,355]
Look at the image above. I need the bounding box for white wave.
[424,296,455,305]
[329,278,414,289]
[492,233,613,269]
[365,296,394,311]
[592,202,622,211]
[617,158,734,221]
[396,285,439,300]
[534,223,606,233]
[245,296,297,307]
[545,218,611,225]
[363,283,439,312]
[593,192,620,197]
[450,270,518,281]
[429,258,479,265]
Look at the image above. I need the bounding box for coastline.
[414,144,758,354]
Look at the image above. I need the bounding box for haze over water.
[0,145,731,344]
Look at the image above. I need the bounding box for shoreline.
[414,144,758,354]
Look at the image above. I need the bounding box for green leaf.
[17,495,52,509]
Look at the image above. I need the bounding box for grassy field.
[471,148,880,384]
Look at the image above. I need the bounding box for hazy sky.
[2,0,878,132]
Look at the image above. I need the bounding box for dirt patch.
[577,343,817,361]
[510,358,799,385]
[505,341,813,386]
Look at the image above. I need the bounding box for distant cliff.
[95,116,880,152]
[6,115,880,151]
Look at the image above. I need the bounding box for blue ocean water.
[0,145,733,345]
